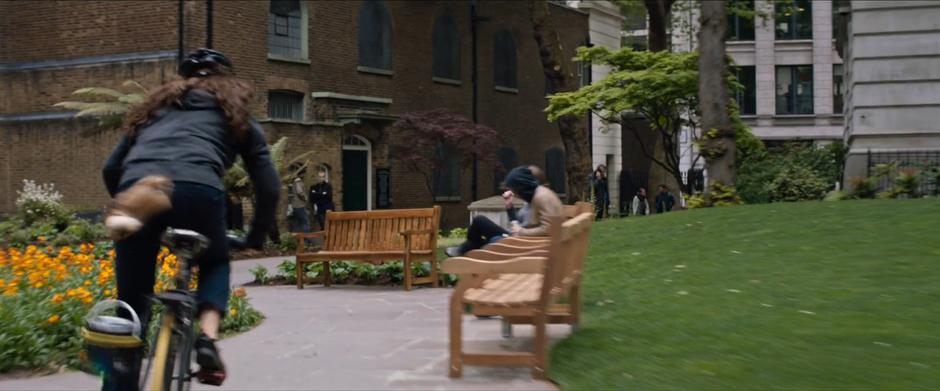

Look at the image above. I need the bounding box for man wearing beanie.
[446,166,563,257]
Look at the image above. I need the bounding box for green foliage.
[225,137,317,199]
[847,177,877,199]
[766,165,830,202]
[249,265,270,285]
[891,169,921,198]
[737,142,845,204]
[52,80,147,129]
[446,227,468,240]
[221,291,264,336]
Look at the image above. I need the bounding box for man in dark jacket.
[309,170,334,231]
[655,184,676,213]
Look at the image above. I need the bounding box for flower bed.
[0,243,262,374]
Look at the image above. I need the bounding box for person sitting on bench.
[445,165,562,257]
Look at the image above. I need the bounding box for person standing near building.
[632,187,650,216]
[286,167,310,233]
[655,184,675,214]
[591,164,610,219]
[309,170,334,231]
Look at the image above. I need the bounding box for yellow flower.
[51,294,65,304]
[3,284,18,297]
[47,315,60,324]
[229,308,238,317]
[37,236,46,244]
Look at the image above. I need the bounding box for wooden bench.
[293,206,441,291]
[495,202,593,247]
[442,212,593,379]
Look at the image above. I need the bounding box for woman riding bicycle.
[101,48,280,389]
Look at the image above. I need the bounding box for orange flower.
[51,293,65,304]
[37,236,46,244]
[233,287,247,298]
[47,315,60,324]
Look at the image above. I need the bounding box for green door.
[342,150,368,211]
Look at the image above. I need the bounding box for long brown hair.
[123,74,254,139]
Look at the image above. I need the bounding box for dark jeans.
[458,216,510,254]
[288,206,310,233]
[106,181,232,390]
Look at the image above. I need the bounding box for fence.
[866,150,940,196]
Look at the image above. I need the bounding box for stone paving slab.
[0,258,566,391]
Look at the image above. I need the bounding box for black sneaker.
[194,335,226,385]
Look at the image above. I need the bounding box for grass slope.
[551,199,940,390]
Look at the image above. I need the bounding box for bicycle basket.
[80,299,144,376]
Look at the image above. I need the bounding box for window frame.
[432,14,461,83]
[775,0,813,40]
[267,0,309,62]
[775,65,815,115]
[357,0,394,72]
[733,65,757,115]
[267,90,305,122]
[493,29,518,91]
[833,64,844,114]
[727,0,755,41]
[545,148,567,197]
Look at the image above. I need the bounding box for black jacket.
[309,182,334,212]
[102,89,280,247]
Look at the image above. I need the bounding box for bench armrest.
[293,231,325,253]
[481,241,549,254]
[464,248,550,261]
[442,256,547,275]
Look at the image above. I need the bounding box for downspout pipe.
[177,0,184,63]
[206,0,213,48]
[470,1,480,201]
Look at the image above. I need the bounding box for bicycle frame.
[140,230,204,391]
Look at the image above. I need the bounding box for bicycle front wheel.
[149,313,177,391]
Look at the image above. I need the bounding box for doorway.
[342,135,371,211]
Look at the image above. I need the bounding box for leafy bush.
[446,227,468,239]
[14,180,68,226]
[737,142,845,204]
[222,288,264,336]
[766,165,830,202]
[268,259,450,287]
[848,177,877,199]
[891,169,920,198]
[249,265,270,285]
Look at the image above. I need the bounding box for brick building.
[0,0,589,229]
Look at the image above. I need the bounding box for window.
[733,66,757,115]
[775,66,814,115]
[358,0,393,71]
[268,91,304,121]
[728,0,755,41]
[434,144,461,200]
[493,147,519,193]
[545,148,566,195]
[433,15,460,81]
[268,0,306,59]
[833,64,844,114]
[776,0,812,40]
[493,30,517,90]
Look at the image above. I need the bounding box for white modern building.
[672,0,845,189]
[835,0,940,191]
[570,0,625,213]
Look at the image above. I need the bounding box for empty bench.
[293,206,441,291]
[442,212,593,379]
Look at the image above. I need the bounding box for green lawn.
[551,199,940,390]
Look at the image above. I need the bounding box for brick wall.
[1,0,589,229]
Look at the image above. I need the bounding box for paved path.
[0,257,567,390]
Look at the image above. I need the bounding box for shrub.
[766,166,830,202]
[848,177,877,199]
[737,142,845,204]
[892,169,920,198]
[249,265,270,285]
[15,180,69,226]
[447,227,468,239]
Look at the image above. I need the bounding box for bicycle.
[139,228,235,391]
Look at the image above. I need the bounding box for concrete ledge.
[311,92,393,105]
[357,66,394,76]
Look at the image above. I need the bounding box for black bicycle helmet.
[178,48,233,78]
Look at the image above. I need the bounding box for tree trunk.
[697,0,736,189]
[530,1,591,203]
[645,0,675,52]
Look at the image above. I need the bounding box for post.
[206,0,213,48]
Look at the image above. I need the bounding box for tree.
[546,48,695,194]
[53,80,147,131]
[697,0,735,190]
[530,0,592,203]
[545,47,761,195]
[387,109,500,201]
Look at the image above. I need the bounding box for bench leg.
[449,295,463,378]
[532,309,548,380]
[322,261,331,287]
[431,258,440,288]
[403,254,413,291]
[501,320,513,339]
[296,260,304,289]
